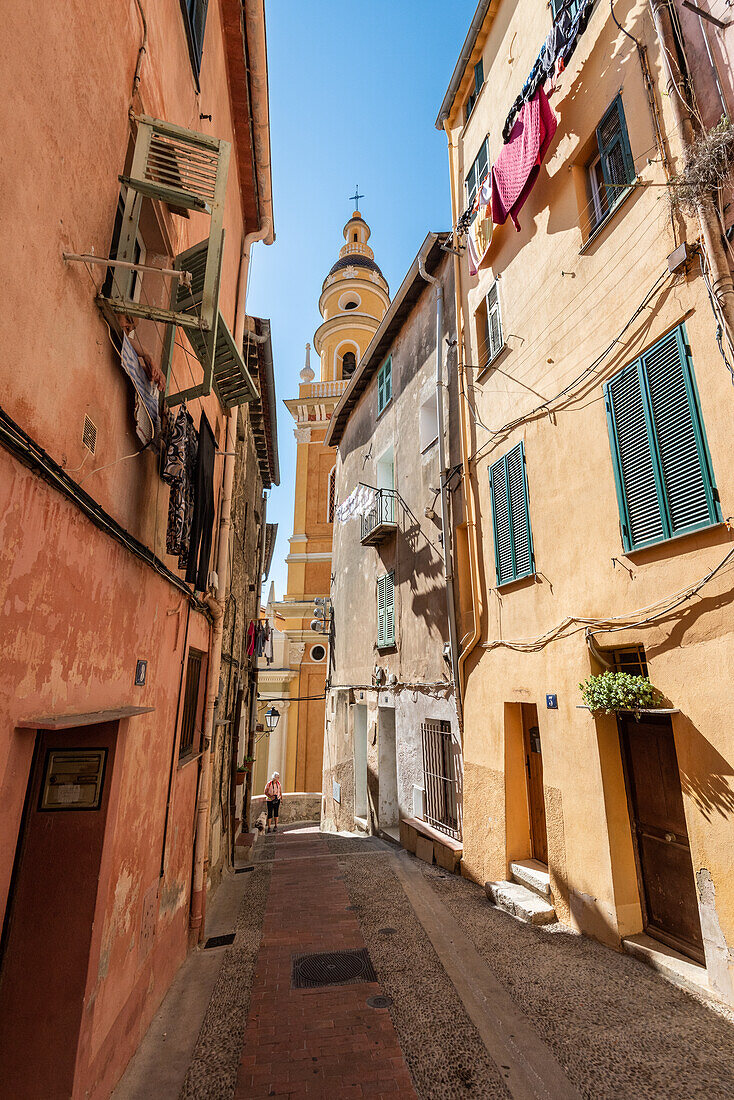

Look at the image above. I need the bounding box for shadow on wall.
[674,713,734,823]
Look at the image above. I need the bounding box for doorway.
[378,707,399,838]
[619,714,704,963]
[522,703,548,865]
[0,722,117,1099]
[353,705,368,821]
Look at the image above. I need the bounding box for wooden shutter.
[377,574,386,646]
[384,359,392,406]
[487,282,502,362]
[489,442,533,584]
[605,326,719,550]
[377,358,392,415]
[385,572,395,646]
[596,96,634,209]
[644,328,719,536]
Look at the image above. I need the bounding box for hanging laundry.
[335,483,377,524]
[467,178,493,275]
[246,620,256,657]
[185,412,216,592]
[501,0,595,143]
[264,621,273,665]
[491,86,557,232]
[120,333,160,445]
[162,403,197,561]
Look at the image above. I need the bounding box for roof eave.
[434,0,493,130]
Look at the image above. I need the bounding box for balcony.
[361,489,398,545]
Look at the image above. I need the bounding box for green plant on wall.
[579,671,663,716]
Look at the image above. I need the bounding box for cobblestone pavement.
[176,826,734,1099]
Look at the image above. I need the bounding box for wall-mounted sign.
[546,694,558,710]
[135,660,147,686]
[39,749,107,811]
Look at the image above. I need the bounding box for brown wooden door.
[0,724,116,1099]
[522,704,548,866]
[620,715,704,963]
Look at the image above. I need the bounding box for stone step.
[510,859,552,900]
[485,880,556,925]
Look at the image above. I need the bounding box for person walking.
[264,772,282,833]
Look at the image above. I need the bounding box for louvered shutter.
[377,574,386,647]
[377,368,385,415]
[644,328,719,536]
[384,359,392,405]
[385,573,395,646]
[596,96,634,210]
[490,457,514,584]
[507,444,533,578]
[487,282,503,362]
[605,362,664,550]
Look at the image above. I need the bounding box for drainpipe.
[443,119,483,714]
[243,488,269,831]
[418,245,462,716]
[189,219,273,943]
[649,0,734,328]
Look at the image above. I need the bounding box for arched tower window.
[327,467,337,522]
[342,351,356,379]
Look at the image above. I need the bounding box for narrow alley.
[114,825,734,1100]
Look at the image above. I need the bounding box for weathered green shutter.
[487,282,502,362]
[489,442,533,584]
[377,574,386,646]
[377,572,395,647]
[605,325,720,551]
[377,358,392,416]
[596,96,634,210]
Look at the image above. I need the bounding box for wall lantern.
[265,706,281,731]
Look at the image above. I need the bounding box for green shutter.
[377,357,392,416]
[605,325,720,551]
[377,574,386,646]
[377,572,395,648]
[489,442,533,585]
[487,282,502,362]
[596,96,634,210]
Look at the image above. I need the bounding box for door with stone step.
[522,704,548,866]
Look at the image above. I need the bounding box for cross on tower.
[349,184,364,210]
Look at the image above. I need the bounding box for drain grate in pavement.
[367,995,393,1009]
[378,926,397,935]
[292,948,377,989]
[235,867,254,874]
[204,933,236,949]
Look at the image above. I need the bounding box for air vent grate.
[204,932,236,949]
[82,415,97,455]
[292,948,377,989]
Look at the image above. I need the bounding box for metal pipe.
[62,252,191,287]
[131,0,148,104]
[695,9,729,120]
[418,247,462,717]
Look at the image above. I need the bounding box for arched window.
[342,351,356,379]
[353,232,358,242]
[327,466,336,522]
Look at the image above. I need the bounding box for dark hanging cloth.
[162,403,198,561]
[185,412,216,592]
[246,620,256,657]
[255,622,266,658]
[501,0,595,143]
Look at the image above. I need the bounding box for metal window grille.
[612,646,648,677]
[327,467,336,523]
[179,650,203,758]
[421,720,459,839]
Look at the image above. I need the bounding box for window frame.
[465,137,490,210]
[180,0,209,86]
[587,94,635,234]
[483,280,504,369]
[489,441,535,586]
[179,648,204,760]
[377,571,396,649]
[327,466,337,523]
[377,356,393,417]
[604,324,721,552]
[464,59,485,123]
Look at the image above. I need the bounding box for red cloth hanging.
[491,86,557,232]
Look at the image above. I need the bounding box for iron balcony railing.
[361,488,398,544]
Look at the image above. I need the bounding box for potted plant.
[235,765,246,787]
[579,671,664,718]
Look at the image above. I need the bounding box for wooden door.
[620,715,704,962]
[522,704,548,866]
[0,724,116,1099]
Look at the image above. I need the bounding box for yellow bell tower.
[274,208,389,792]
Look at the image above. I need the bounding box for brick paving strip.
[234,830,417,1099]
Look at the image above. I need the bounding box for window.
[477,280,503,369]
[465,137,489,210]
[604,325,720,552]
[327,466,336,522]
[377,357,392,416]
[343,301,358,311]
[102,191,145,302]
[377,572,395,648]
[489,442,534,585]
[465,59,484,123]
[612,646,648,677]
[310,644,326,662]
[179,649,203,758]
[421,719,459,838]
[341,351,356,378]
[180,0,209,84]
[587,96,635,232]
[419,396,438,451]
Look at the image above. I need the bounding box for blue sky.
[247,0,476,600]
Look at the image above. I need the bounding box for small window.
[181,0,209,84]
[327,466,336,522]
[422,719,459,838]
[341,351,356,378]
[478,281,503,369]
[179,649,204,758]
[465,137,489,210]
[604,324,720,551]
[586,96,635,233]
[310,644,326,662]
[102,191,144,302]
[612,646,648,677]
[489,442,534,585]
[377,572,395,648]
[377,357,392,416]
[419,396,438,451]
[465,59,484,123]
[343,301,358,311]
[353,232,358,242]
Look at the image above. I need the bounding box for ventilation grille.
[82,415,97,455]
[292,948,377,989]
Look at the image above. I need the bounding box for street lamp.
[265,706,280,731]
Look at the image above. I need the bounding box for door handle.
[665,832,676,843]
